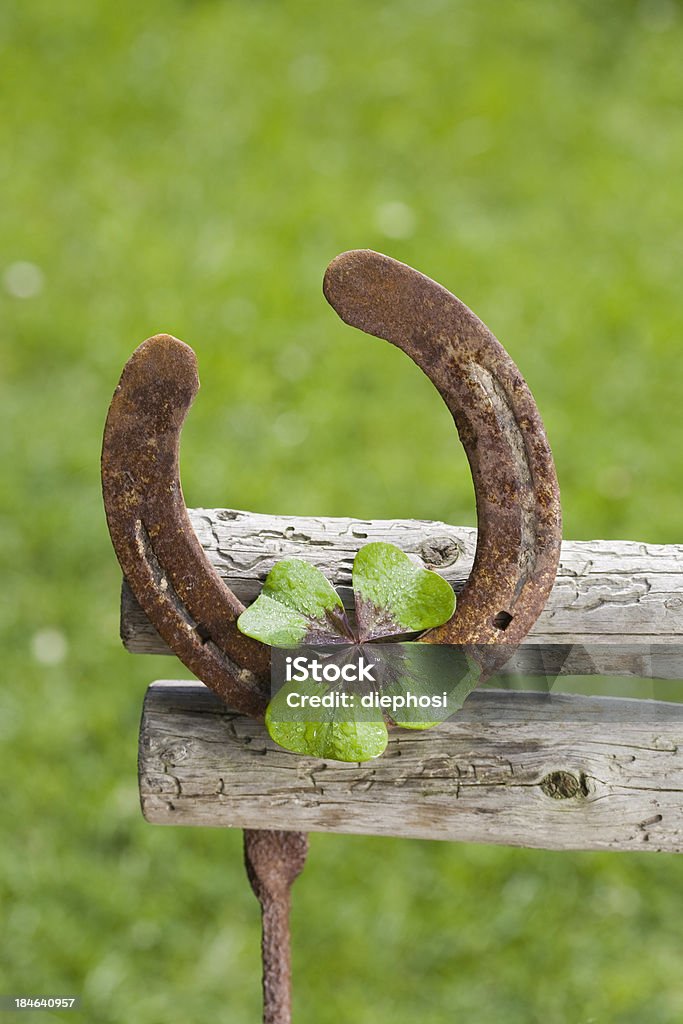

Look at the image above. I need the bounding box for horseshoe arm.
[323,250,562,646]
[101,334,269,716]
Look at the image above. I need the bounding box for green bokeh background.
[1,2,682,1021]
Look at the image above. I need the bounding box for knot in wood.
[419,536,461,568]
[540,770,587,800]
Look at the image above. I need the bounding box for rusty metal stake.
[244,829,308,1024]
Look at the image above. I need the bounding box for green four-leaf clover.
[238,542,462,762]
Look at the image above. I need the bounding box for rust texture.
[101,334,269,717]
[323,249,562,658]
[244,829,309,1024]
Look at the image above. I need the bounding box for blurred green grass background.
[1,1,682,1021]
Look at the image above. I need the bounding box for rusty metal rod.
[244,830,309,1024]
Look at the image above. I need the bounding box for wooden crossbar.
[122,509,683,678]
[139,682,683,853]
[128,509,683,852]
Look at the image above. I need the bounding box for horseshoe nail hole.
[492,610,513,631]
[196,624,212,645]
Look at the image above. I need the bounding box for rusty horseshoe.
[102,249,561,709]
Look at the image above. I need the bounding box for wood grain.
[139,681,683,853]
